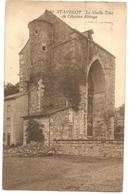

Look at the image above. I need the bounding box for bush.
[26,119,44,143]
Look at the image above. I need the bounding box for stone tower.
[28,18,54,113]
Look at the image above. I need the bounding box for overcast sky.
[4,0,126,107]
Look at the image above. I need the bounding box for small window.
[3,133,6,142]
[7,117,10,121]
[35,30,38,34]
[42,43,46,51]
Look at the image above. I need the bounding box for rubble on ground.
[3,141,57,157]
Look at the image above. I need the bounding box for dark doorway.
[7,133,10,146]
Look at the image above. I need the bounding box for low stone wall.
[54,139,123,158]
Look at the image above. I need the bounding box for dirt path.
[3,155,123,191]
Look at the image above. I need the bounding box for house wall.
[13,95,28,145]
[4,99,15,146]
[4,94,28,146]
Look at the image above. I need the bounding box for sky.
[4,0,126,107]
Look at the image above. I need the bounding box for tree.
[119,104,125,117]
[4,82,19,96]
[26,119,44,143]
[114,104,125,140]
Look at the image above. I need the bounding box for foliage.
[103,108,115,127]
[118,104,125,117]
[26,119,44,143]
[4,82,19,96]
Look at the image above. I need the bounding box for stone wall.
[54,139,123,158]
[50,109,72,143]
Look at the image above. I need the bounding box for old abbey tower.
[19,10,115,151]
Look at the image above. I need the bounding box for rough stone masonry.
[19,10,122,157]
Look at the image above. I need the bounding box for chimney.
[82,29,94,40]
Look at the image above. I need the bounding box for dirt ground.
[3,155,123,191]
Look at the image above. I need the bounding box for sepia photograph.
[3,0,126,192]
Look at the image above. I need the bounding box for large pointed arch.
[86,57,106,136]
[87,55,106,80]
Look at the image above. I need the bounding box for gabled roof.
[36,10,55,22]
[28,10,61,26]
[19,10,115,58]
[22,105,73,119]
[19,39,29,55]
[4,92,27,101]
